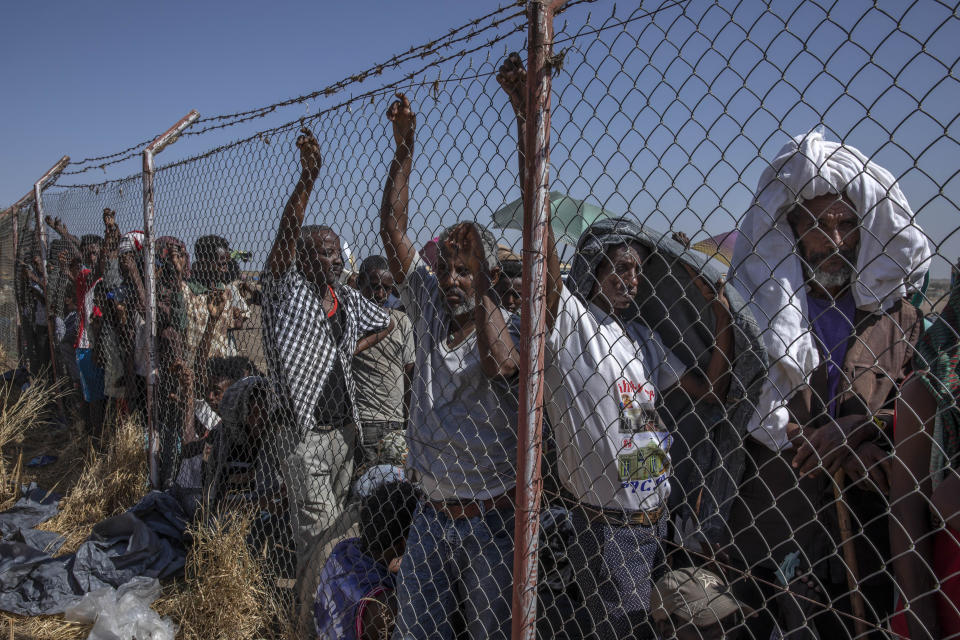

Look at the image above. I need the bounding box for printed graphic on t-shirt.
[615,378,672,495]
[616,379,658,434]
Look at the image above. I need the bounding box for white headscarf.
[731,130,932,451]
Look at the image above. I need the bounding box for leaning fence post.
[512,2,563,639]
[32,157,70,402]
[142,110,200,489]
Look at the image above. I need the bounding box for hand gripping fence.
[2,1,960,639]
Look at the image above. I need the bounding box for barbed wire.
[56,23,526,187]
[553,0,689,45]
[54,0,688,185]
[188,4,526,129]
[59,2,525,177]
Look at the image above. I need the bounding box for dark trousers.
[728,439,893,639]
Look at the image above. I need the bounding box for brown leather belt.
[580,502,665,527]
[427,489,515,520]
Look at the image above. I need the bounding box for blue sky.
[4,0,958,280]
[0,0,483,205]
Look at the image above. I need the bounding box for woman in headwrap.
[201,375,280,511]
[890,265,960,640]
[492,53,760,638]
[543,216,737,639]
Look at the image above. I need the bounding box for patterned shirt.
[261,267,390,439]
[183,281,251,368]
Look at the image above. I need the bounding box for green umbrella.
[491,191,614,246]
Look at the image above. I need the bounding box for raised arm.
[497,53,562,329]
[449,224,520,379]
[24,255,45,296]
[94,208,119,282]
[119,249,147,314]
[379,94,417,284]
[194,289,227,390]
[266,129,323,278]
[45,216,81,254]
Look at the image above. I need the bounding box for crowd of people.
[11,53,958,640]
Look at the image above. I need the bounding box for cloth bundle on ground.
[731,130,932,451]
[0,490,187,616]
[566,216,768,545]
[0,485,64,555]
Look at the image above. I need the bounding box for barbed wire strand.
[61,2,524,174]
[56,24,526,186]
[55,0,685,187]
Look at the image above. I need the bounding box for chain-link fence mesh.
[2,0,960,638]
[0,204,26,368]
[6,201,44,378]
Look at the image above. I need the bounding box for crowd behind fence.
[2,1,960,638]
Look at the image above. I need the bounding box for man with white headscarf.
[729,130,930,638]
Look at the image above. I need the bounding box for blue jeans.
[76,347,105,402]
[392,501,514,640]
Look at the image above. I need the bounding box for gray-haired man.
[379,93,521,640]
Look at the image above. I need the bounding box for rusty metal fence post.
[512,2,563,638]
[142,110,200,489]
[32,157,70,395]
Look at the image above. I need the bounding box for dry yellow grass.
[1,401,293,639]
[37,416,148,554]
[154,508,289,640]
[0,377,65,510]
[2,614,90,640]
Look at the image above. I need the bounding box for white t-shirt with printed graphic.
[545,286,688,512]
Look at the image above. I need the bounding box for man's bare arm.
[379,94,417,284]
[497,53,562,330]
[355,319,395,355]
[94,209,119,282]
[475,276,521,378]
[266,129,323,278]
[45,216,81,254]
[448,223,520,379]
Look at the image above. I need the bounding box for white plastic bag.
[64,577,177,640]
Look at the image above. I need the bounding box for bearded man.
[729,131,931,639]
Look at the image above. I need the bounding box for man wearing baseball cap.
[650,568,751,640]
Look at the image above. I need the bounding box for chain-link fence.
[0,205,25,368]
[3,0,960,638]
